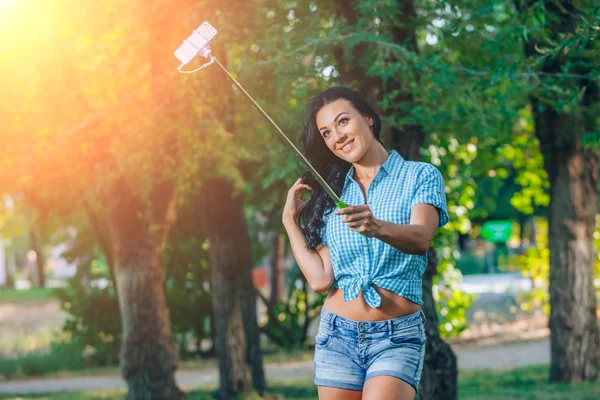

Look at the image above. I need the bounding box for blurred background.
[0,0,599,399]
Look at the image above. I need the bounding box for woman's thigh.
[363,312,427,398]
[314,340,365,393]
[314,313,366,393]
[363,375,416,400]
[318,386,363,400]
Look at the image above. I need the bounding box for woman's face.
[315,99,374,161]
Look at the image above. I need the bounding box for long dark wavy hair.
[297,86,384,252]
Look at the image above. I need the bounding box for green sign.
[480,220,513,243]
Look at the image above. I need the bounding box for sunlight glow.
[0,0,15,9]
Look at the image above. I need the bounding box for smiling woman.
[283,86,450,400]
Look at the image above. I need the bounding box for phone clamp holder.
[177,44,215,74]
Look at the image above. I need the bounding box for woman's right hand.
[282,178,313,224]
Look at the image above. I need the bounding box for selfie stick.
[175,23,357,225]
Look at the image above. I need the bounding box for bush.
[163,236,216,360]
[54,262,121,367]
[0,358,18,380]
[259,272,324,350]
[55,214,218,366]
[0,338,84,379]
[434,230,475,338]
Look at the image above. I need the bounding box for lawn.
[0,288,56,305]
[1,365,600,399]
[0,348,316,381]
[0,290,65,362]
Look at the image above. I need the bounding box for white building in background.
[42,241,78,288]
[47,242,77,279]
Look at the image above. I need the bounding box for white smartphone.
[174,22,218,65]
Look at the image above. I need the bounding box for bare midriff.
[323,286,421,321]
[326,175,421,321]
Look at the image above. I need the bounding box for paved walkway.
[0,338,550,395]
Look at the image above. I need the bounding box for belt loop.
[329,313,337,331]
[387,319,394,337]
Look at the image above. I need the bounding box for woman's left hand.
[335,204,384,238]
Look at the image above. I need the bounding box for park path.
[0,338,550,395]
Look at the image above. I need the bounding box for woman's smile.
[340,139,355,153]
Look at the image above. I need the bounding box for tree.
[205,177,266,398]
[268,233,287,306]
[0,1,266,397]
[201,45,266,397]
[516,0,600,382]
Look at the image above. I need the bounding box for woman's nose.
[331,129,347,143]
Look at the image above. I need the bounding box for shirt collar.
[344,149,404,184]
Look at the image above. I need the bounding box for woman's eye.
[322,131,330,138]
[339,118,349,125]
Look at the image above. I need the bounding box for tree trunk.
[7,249,16,288]
[106,178,184,400]
[238,192,267,394]
[202,45,265,398]
[518,214,526,246]
[529,216,537,247]
[419,248,458,399]
[204,177,266,399]
[533,103,600,382]
[520,0,600,381]
[269,233,286,306]
[29,229,45,288]
[83,200,118,305]
[547,148,599,381]
[0,237,6,287]
[400,125,457,400]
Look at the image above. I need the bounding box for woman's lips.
[340,139,354,153]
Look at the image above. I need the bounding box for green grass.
[0,389,126,399]
[0,288,56,304]
[458,364,600,399]
[0,348,315,381]
[1,365,600,399]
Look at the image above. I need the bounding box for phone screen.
[174,22,218,65]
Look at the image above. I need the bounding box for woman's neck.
[353,143,389,181]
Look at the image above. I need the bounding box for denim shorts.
[313,307,426,393]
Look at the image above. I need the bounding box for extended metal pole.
[209,54,347,211]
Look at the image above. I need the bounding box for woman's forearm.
[375,220,432,255]
[283,217,334,292]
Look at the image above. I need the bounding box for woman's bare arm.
[283,218,334,293]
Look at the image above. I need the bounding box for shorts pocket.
[388,324,425,346]
[315,331,333,348]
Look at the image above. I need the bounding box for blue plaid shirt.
[317,149,449,308]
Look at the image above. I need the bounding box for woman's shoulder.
[400,160,441,180]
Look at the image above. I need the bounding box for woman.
[282,86,449,400]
